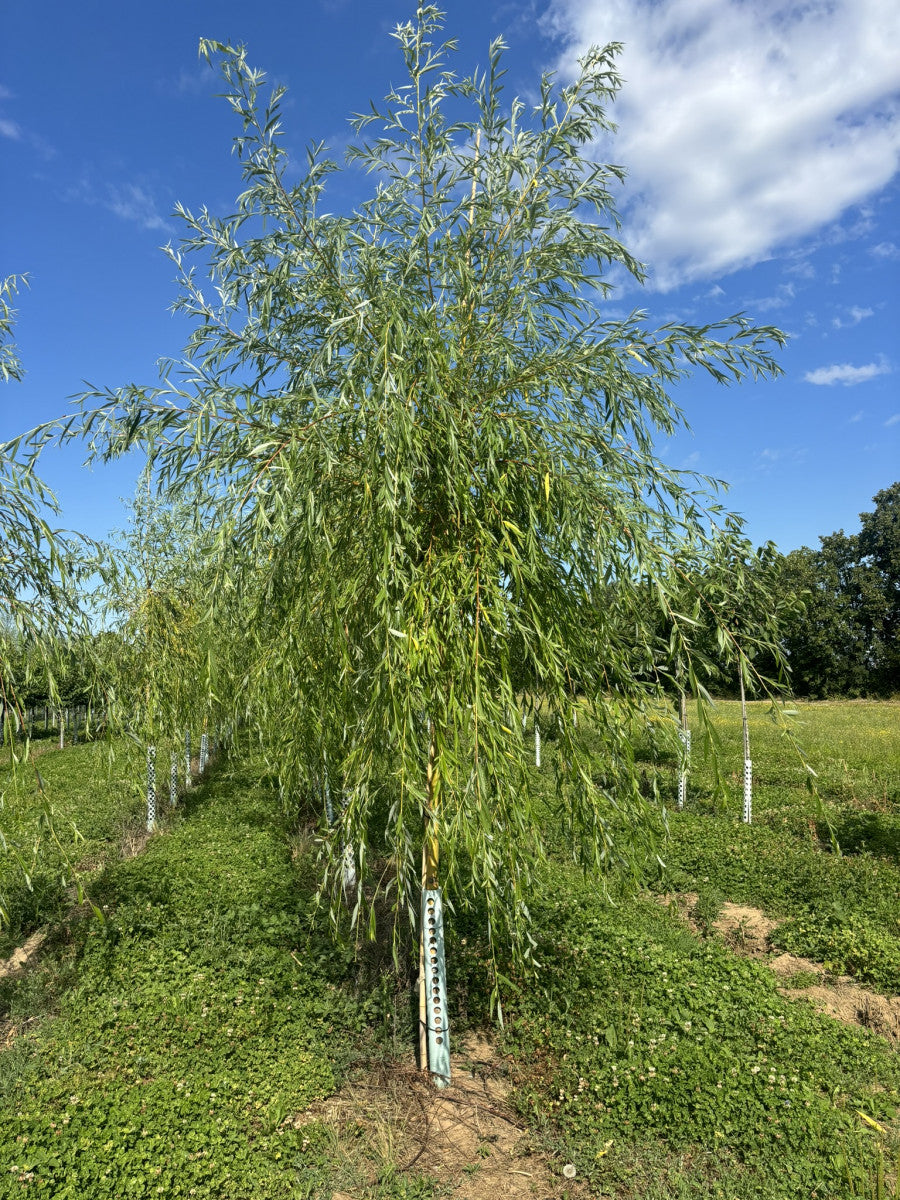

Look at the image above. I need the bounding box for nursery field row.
[0,699,897,1198]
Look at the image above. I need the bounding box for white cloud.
[885,413,900,426]
[546,0,900,289]
[65,176,172,233]
[0,85,13,101]
[870,240,900,258]
[746,283,795,313]
[165,67,214,97]
[785,256,816,280]
[832,305,874,328]
[0,117,21,140]
[804,358,891,386]
[106,184,171,233]
[849,410,864,422]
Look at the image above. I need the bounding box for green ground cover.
[0,739,146,958]
[0,701,897,1199]
[495,699,900,1198]
[0,756,377,1199]
[502,878,898,1198]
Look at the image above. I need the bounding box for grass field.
[0,700,897,1199]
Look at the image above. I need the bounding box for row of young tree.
[0,10,880,1079]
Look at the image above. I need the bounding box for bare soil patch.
[0,931,45,981]
[778,977,900,1042]
[295,1035,585,1199]
[712,902,779,954]
[659,892,900,1043]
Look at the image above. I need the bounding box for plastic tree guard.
[146,745,157,832]
[422,888,451,1087]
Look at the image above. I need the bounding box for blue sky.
[2,0,898,553]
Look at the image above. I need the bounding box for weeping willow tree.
[0,275,97,926]
[0,275,93,746]
[22,12,789,1029]
[97,467,227,746]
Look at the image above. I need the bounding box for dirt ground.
[659,892,900,1043]
[296,1034,586,1200]
[0,930,45,982]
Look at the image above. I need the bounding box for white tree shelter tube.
[146,744,157,832]
[677,692,689,811]
[677,729,691,811]
[739,666,752,824]
[422,888,451,1087]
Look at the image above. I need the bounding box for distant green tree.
[857,482,900,690]
[779,484,900,697]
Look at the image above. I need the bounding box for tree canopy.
[17,10,790,981]
[779,483,900,698]
[0,275,94,737]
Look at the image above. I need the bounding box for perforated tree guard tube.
[421,888,450,1087]
[342,842,357,891]
[743,759,752,824]
[535,720,541,768]
[200,731,209,774]
[324,773,335,827]
[170,750,178,807]
[146,745,157,832]
[677,728,691,811]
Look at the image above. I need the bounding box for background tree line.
[776,482,900,699]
